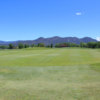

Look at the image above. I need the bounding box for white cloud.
[75,12,82,15]
[96,37,100,41]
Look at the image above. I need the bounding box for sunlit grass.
[0,48,100,100]
[0,48,100,66]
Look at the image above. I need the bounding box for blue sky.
[0,0,100,41]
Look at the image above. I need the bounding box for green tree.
[24,44,29,48]
[38,43,45,47]
[31,44,34,47]
[96,42,100,48]
[87,42,97,48]
[80,42,87,48]
[9,44,14,49]
[50,43,53,48]
[18,43,24,49]
[46,45,50,48]
[0,45,8,49]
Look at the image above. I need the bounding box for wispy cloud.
[96,37,100,41]
[75,12,82,16]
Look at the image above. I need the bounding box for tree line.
[0,43,48,49]
[0,42,100,49]
[55,42,100,48]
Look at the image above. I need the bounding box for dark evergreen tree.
[24,44,29,48]
[50,43,53,48]
[9,44,14,49]
[18,43,24,49]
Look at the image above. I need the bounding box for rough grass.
[0,48,100,100]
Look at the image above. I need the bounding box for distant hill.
[0,41,12,45]
[0,37,97,46]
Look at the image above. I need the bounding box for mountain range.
[0,36,97,46]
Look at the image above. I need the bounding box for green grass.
[0,48,100,100]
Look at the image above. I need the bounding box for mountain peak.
[37,37,45,40]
